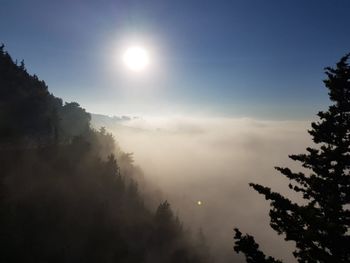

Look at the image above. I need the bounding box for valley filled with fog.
[92,115,313,263]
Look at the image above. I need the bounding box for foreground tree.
[234,54,350,262]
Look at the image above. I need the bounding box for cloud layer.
[94,116,313,263]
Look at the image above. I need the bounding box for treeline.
[0,45,211,263]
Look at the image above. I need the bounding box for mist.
[91,115,313,263]
[2,0,350,260]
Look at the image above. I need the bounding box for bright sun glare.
[123,46,150,72]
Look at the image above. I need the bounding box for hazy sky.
[1,0,349,118]
[2,2,348,261]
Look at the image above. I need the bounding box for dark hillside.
[0,45,210,263]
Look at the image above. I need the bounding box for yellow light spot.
[197,200,202,206]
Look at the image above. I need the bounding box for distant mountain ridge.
[91,113,137,127]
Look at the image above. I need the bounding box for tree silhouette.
[196,228,212,262]
[153,201,183,247]
[234,54,350,262]
[0,45,209,263]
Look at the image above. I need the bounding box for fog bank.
[92,116,313,263]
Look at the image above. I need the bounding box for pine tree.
[234,54,350,263]
[196,228,212,262]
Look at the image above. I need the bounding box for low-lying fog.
[92,115,313,263]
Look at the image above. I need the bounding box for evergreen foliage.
[0,46,209,263]
[234,54,350,262]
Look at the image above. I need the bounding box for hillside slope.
[0,45,211,263]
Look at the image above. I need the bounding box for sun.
[123,46,150,71]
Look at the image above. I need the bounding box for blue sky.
[1,0,349,119]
